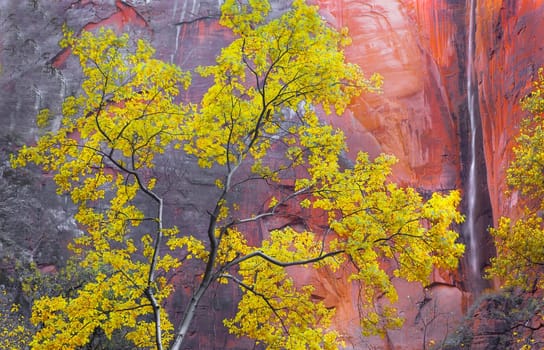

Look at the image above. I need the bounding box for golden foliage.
[0,288,33,350]
[488,67,544,290]
[12,1,464,349]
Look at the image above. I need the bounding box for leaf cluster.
[488,67,544,291]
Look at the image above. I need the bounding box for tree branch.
[219,273,289,335]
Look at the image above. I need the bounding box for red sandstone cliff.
[318,0,461,192]
[475,0,544,222]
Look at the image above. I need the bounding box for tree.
[487,67,544,291]
[485,68,544,350]
[12,0,464,349]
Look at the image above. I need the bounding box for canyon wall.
[1,0,543,349]
[475,0,544,221]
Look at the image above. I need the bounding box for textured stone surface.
[475,1,544,222]
[1,0,543,349]
[318,0,461,191]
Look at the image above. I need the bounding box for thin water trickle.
[32,86,42,112]
[466,0,479,275]
[170,0,187,64]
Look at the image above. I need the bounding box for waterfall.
[466,0,479,275]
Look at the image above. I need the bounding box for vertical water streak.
[466,0,479,275]
[170,0,186,64]
[58,71,66,100]
[32,86,42,113]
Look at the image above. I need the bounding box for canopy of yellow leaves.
[11,1,464,349]
[488,67,544,290]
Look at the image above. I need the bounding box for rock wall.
[311,1,471,348]
[1,0,543,349]
[318,0,461,191]
[475,0,544,221]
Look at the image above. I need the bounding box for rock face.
[0,0,542,349]
[319,0,461,190]
[442,292,544,350]
[475,1,544,221]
